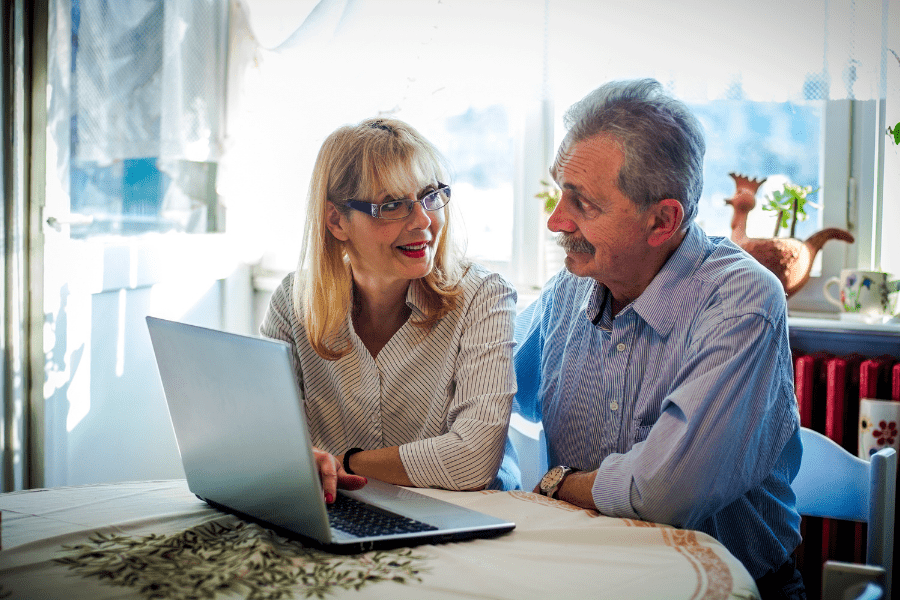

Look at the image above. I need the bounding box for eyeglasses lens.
[423,188,449,210]
[373,186,450,219]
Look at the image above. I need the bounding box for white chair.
[508,414,548,491]
[855,582,884,600]
[793,427,897,600]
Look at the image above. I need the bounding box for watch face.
[539,466,565,492]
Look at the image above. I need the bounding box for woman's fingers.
[338,473,368,491]
[312,447,339,503]
[312,447,369,503]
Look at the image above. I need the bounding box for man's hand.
[312,447,368,503]
[532,469,598,510]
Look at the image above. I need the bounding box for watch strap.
[343,447,364,475]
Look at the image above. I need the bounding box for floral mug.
[858,398,900,459]
[823,269,900,319]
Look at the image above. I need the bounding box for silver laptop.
[146,316,514,553]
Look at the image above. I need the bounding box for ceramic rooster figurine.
[724,172,854,298]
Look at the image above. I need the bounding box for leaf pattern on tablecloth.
[54,519,429,600]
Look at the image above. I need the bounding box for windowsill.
[787,311,900,357]
[54,232,261,295]
[788,311,900,334]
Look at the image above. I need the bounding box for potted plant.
[761,182,818,238]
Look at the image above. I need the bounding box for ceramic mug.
[823,269,900,319]
[858,398,900,459]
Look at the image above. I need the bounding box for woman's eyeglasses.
[345,184,450,220]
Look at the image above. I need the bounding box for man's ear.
[325,203,350,242]
[647,198,684,248]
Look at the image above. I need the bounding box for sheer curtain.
[225,0,547,276]
[61,0,227,165]
[228,0,897,282]
[46,0,229,236]
[547,0,892,105]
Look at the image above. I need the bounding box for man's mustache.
[556,233,596,255]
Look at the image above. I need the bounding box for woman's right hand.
[312,447,368,503]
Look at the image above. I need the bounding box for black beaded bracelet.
[343,448,364,475]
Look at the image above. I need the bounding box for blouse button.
[610,401,619,411]
[616,343,626,352]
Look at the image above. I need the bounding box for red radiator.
[791,351,900,598]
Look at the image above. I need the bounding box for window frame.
[788,99,889,315]
[507,96,890,317]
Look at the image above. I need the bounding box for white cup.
[823,269,900,321]
[858,398,900,459]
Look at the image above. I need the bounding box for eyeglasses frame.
[344,183,451,220]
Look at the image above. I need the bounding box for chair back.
[793,427,896,598]
[508,414,548,491]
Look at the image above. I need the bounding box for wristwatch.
[539,465,578,499]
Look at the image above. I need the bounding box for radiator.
[791,351,900,597]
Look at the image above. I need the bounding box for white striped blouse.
[260,263,517,491]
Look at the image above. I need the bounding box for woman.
[260,117,518,502]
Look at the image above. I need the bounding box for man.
[514,79,805,599]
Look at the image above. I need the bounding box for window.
[230,0,547,289]
[52,0,227,238]
[690,100,823,243]
[234,0,896,313]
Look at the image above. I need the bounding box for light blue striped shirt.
[513,223,802,579]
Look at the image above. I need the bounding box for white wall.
[42,236,254,487]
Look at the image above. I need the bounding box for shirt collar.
[583,222,709,338]
[585,284,612,332]
[632,222,709,337]
[405,281,428,317]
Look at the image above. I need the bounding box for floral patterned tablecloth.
[0,480,759,600]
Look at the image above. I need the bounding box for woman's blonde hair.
[294,117,466,360]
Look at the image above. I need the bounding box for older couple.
[260,80,804,599]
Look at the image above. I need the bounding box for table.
[0,480,759,599]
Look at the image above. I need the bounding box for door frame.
[2,0,47,492]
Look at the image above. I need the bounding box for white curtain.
[227,0,896,269]
[545,0,893,104]
[237,0,894,104]
[45,0,230,235]
[66,0,228,165]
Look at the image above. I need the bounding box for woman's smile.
[396,240,429,259]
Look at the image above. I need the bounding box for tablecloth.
[0,479,759,599]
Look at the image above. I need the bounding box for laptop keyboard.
[328,494,438,538]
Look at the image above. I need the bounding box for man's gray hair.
[563,78,705,225]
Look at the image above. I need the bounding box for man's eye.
[570,195,589,212]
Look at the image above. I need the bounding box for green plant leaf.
[536,179,561,214]
[890,123,900,146]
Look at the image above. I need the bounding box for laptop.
[146,316,515,553]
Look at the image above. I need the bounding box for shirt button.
[610,401,619,411]
[616,343,626,352]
